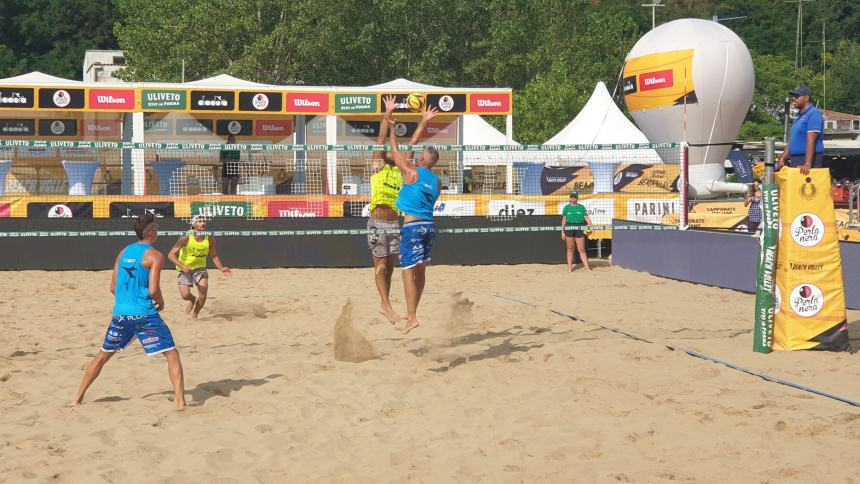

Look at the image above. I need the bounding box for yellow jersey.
[177,233,209,270]
[369,164,402,213]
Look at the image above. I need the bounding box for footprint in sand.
[207,300,270,321]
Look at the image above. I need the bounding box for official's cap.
[790,85,812,97]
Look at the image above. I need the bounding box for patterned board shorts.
[399,221,436,269]
[177,268,208,286]
[102,314,176,356]
[367,218,401,258]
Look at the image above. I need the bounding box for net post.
[680,142,689,228]
[764,137,775,184]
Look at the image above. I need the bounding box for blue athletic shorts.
[102,314,176,356]
[399,221,436,269]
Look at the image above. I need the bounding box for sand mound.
[333,299,377,363]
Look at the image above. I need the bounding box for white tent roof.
[186,74,270,88]
[546,82,649,144]
[368,78,440,91]
[544,82,661,164]
[462,114,520,165]
[0,71,83,85]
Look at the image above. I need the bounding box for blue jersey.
[788,104,824,156]
[396,166,439,220]
[113,243,157,317]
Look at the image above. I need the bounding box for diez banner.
[109,201,175,218]
[38,88,85,109]
[38,119,78,137]
[27,202,93,218]
[88,89,135,110]
[190,90,235,111]
[0,87,35,109]
[238,92,282,112]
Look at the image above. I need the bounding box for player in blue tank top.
[70,214,186,409]
[385,114,441,334]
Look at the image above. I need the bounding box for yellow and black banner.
[773,169,851,351]
[623,49,696,113]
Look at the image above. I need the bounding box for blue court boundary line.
[494,294,860,408]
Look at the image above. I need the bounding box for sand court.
[1,264,859,483]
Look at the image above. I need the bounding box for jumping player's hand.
[423,107,439,122]
[220,267,233,277]
[383,95,397,114]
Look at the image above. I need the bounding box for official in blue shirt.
[778,85,824,175]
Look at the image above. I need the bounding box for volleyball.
[406,93,425,112]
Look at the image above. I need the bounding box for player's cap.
[190,214,206,225]
[790,85,812,98]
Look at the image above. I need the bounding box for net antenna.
[641,0,664,30]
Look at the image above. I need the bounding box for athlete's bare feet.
[176,400,187,410]
[379,304,402,324]
[403,318,420,334]
[567,266,573,273]
[67,400,81,407]
[184,296,197,314]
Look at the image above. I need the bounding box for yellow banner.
[623,49,695,113]
[773,169,850,351]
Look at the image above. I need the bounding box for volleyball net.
[0,140,686,235]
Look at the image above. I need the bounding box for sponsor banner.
[38,88,85,109]
[753,183,778,353]
[623,49,696,113]
[17,146,55,158]
[727,151,754,184]
[0,202,10,217]
[423,122,456,141]
[190,201,252,218]
[38,119,77,137]
[0,87,35,109]
[469,93,511,114]
[144,118,172,135]
[189,90,235,111]
[141,89,187,110]
[177,118,214,135]
[285,92,329,114]
[88,89,135,110]
[109,201,175,218]
[488,199,545,217]
[27,202,93,218]
[238,92,283,112]
[306,117,327,138]
[0,119,35,136]
[613,164,679,193]
[216,119,253,136]
[391,121,417,138]
[59,146,97,158]
[773,169,850,351]
[433,200,475,217]
[342,200,370,217]
[334,94,377,114]
[626,197,681,224]
[557,199,614,225]
[341,120,380,138]
[255,120,293,137]
[541,166,593,195]
[267,200,329,217]
[427,94,466,114]
[81,119,121,138]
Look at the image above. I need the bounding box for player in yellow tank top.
[367,95,438,325]
[168,215,232,319]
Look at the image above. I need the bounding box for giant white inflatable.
[623,19,753,198]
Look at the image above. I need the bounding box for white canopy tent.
[543,82,662,193]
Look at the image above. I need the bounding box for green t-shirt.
[562,203,587,224]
